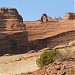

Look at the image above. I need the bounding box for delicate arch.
[40,13,48,22]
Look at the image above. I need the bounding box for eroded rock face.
[0,7,26,31]
[0,31,29,55]
[29,30,75,50]
[57,17,62,21]
[0,8,28,55]
[48,16,52,21]
[64,12,75,20]
[53,17,58,21]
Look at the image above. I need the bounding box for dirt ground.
[0,52,42,75]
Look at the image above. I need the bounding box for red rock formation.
[63,12,75,20]
[29,30,75,50]
[53,17,58,21]
[40,13,48,22]
[48,16,53,21]
[40,14,62,22]
[57,16,62,21]
[0,7,26,31]
[0,31,29,55]
[0,8,28,55]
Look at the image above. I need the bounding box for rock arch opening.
[40,13,48,22]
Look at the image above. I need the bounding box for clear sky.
[0,0,74,21]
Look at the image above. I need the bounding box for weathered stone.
[48,16,53,21]
[0,7,25,31]
[29,30,75,50]
[0,7,28,55]
[57,16,62,21]
[40,13,48,22]
[64,12,75,20]
[0,31,29,55]
[61,71,66,75]
[53,17,58,21]
[56,66,61,70]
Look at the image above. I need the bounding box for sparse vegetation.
[36,49,60,68]
[36,40,75,68]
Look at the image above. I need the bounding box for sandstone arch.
[40,13,48,22]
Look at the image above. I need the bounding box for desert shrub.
[36,44,75,68]
[36,50,59,68]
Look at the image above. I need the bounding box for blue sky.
[0,0,74,21]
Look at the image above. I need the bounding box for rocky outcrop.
[0,8,28,55]
[53,17,58,21]
[0,10,75,55]
[57,17,62,20]
[64,12,75,20]
[40,13,62,22]
[40,13,48,22]
[0,8,26,31]
[28,60,75,75]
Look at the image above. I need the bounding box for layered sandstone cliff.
[0,8,26,31]
[0,8,28,55]
[29,30,75,50]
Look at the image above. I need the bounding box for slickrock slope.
[24,20,75,41]
[23,12,75,50]
[29,30,75,50]
[24,19,75,50]
[24,12,75,41]
[0,51,42,75]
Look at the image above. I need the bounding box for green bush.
[36,50,59,68]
